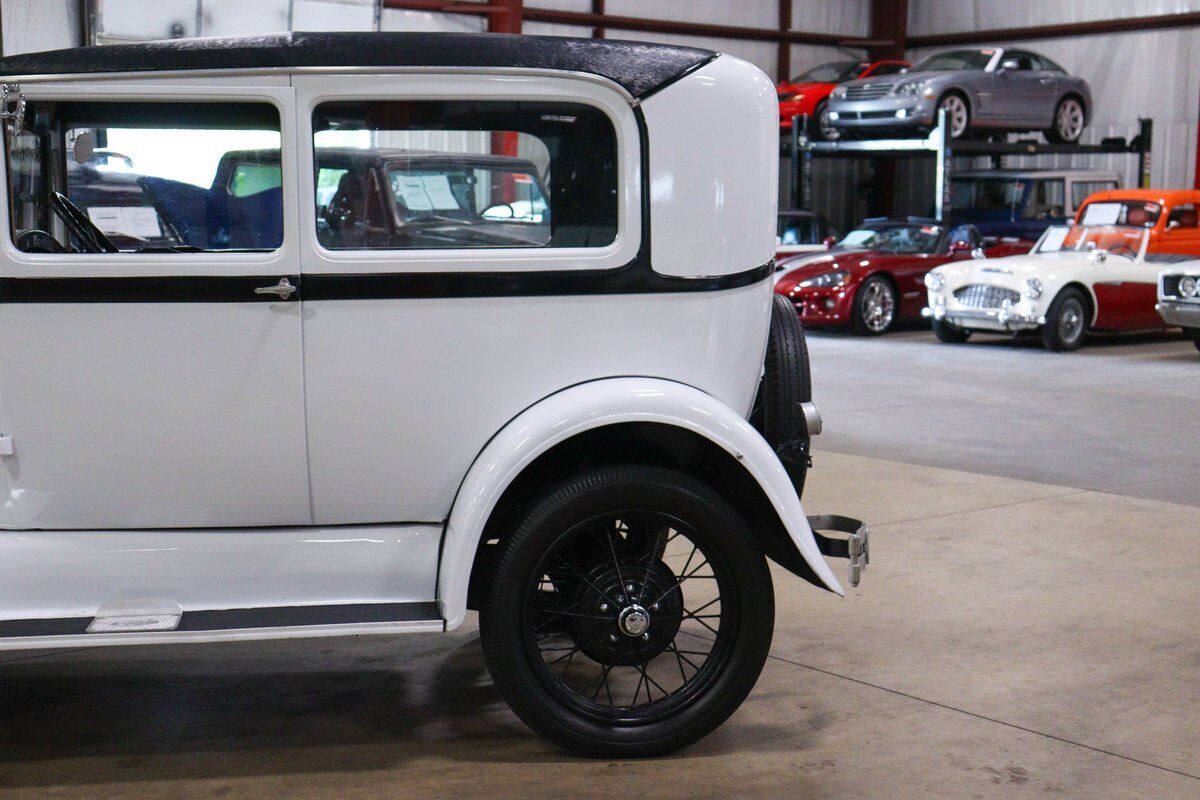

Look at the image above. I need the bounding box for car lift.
[783,109,1153,222]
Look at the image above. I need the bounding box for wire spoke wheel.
[522,509,735,723]
[481,466,774,756]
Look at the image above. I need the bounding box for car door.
[995,51,1056,125]
[292,73,645,525]
[1157,203,1200,255]
[0,80,311,529]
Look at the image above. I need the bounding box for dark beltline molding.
[0,274,301,303]
[0,262,771,303]
[0,601,443,638]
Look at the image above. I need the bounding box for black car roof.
[0,31,716,100]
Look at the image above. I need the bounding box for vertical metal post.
[933,106,951,222]
[790,115,801,208]
[194,0,204,37]
[1137,117,1152,188]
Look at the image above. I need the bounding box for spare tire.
[750,294,816,497]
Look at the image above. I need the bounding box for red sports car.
[774,218,1026,335]
[778,59,909,139]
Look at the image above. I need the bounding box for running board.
[0,601,443,639]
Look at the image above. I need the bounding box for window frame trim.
[0,81,297,278]
[294,73,641,275]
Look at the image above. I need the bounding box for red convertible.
[774,218,1025,335]
[778,59,908,139]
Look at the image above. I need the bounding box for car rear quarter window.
[311,100,617,250]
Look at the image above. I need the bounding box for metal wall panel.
[909,0,1200,35]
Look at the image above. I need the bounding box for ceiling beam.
[908,11,1200,47]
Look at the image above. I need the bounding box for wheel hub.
[570,560,683,667]
[618,604,650,637]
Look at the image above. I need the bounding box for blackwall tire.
[1187,327,1200,353]
[1041,287,1089,352]
[479,466,774,757]
[751,294,813,495]
[932,317,972,343]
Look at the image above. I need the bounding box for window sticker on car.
[420,174,460,210]
[395,175,435,211]
[1040,225,1069,252]
[1082,202,1122,226]
[86,206,164,238]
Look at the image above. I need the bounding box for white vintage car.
[923,219,1195,351]
[0,32,868,756]
[1156,268,1200,353]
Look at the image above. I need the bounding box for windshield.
[1076,200,1161,228]
[837,223,943,254]
[1036,224,1147,257]
[911,49,994,72]
[791,61,864,84]
[386,162,550,247]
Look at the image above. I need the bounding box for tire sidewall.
[480,467,775,757]
[1042,288,1088,351]
[937,92,970,139]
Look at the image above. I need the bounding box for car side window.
[1071,181,1119,209]
[1027,180,1065,219]
[6,100,283,253]
[311,100,617,250]
[1006,51,1036,71]
[1167,203,1198,229]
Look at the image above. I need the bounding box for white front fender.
[439,377,844,630]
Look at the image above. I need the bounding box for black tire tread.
[479,465,774,758]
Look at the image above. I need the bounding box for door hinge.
[0,435,14,456]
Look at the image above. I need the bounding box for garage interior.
[0,1,1197,799]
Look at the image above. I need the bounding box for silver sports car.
[826,47,1092,142]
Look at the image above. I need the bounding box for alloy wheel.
[860,280,896,333]
[938,94,969,138]
[1056,98,1084,142]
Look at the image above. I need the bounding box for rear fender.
[438,377,844,630]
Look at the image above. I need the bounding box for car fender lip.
[439,377,846,630]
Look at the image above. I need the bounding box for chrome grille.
[843,84,891,100]
[954,284,1020,309]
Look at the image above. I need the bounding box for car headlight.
[924,271,945,290]
[798,269,849,289]
[831,86,847,99]
[1024,277,1044,299]
[895,79,932,98]
[1179,275,1199,297]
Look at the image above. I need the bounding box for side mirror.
[998,59,1020,73]
[1167,219,1181,231]
[823,235,837,249]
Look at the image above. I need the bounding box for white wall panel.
[1,0,81,53]
[910,26,1200,187]
[380,9,485,33]
[910,0,1200,35]
[792,0,869,37]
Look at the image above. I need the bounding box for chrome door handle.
[254,278,296,300]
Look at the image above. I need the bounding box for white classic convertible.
[0,32,867,757]
[923,220,1197,351]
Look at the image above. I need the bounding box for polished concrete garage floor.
[1,328,1197,799]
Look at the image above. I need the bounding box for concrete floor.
[1,327,1197,799]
